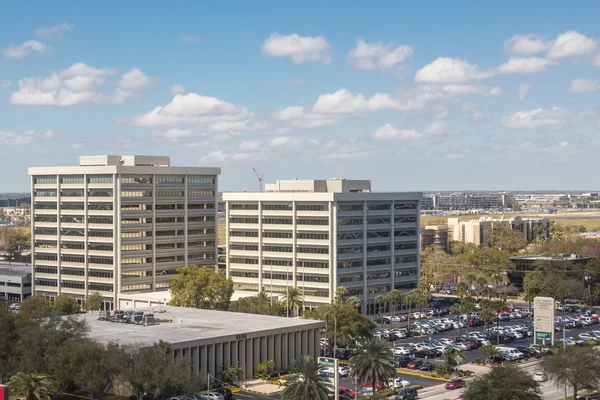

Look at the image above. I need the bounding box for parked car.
[445,379,466,390]
[388,377,411,388]
[211,388,233,400]
[396,356,413,368]
[395,388,418,400]
[338,387,357,397]
[394,346,411,356]
[375,317,391,324]
[413,349,438,359]
[418,361,435,371]
[406,359,423,369]
[339,366,350,377]
[9,303,19,311]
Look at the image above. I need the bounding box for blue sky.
[1,1,600,192]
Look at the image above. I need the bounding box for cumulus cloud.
[594,54,600,67]
[113,68,156,103]
[34,22,73,39]
[501,107,578,130]
[1,81,11,89]
[325,139,375,160]
[169,84,186,95]
[414,57,492,84]
[518,82,533,101]
[312,89,422,114]
[504,34,550,55]
[570,78,600,93]
[347,39,413,71]
[472,111,485,121]
[261,33,332,64]
[0,129,55,145]
[547,31,597,59]
[496,57,556,74]
[200,149,267,163]
[3,40,50,59]
[371,124,423,140]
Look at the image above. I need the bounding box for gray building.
[83,306,324,381]
[0,262,32,301]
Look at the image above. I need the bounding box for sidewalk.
[238,379,282,395]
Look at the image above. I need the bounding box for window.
[394,203,416,210]
[395,282,418,290]
[338,204,363,211]
[61,255,85,263]
[156,268,179,275]
[337,232,363,240]
[263,245,293,253]
[121,176,152,184]
[35,215,57,223]
[367,203,390,210]
[394,229,417,237]
[156,217,185,223]
[156,229,184,236]
[156,176,184,184]
[231,217,259,224]
[297,218,328,225]
[35,189,57,197]
[90,230,113,238]
[230,244,259,251]
[61,268,85,276]
[338,246,363,254]
[122,257,151,265]
[337,260,363,269]
[122,244,152,251]
[230,204,259,210]
[367,245,390,252]
[339,274,363,283]
[34,202,57,210]
[89,269,113,278]
[89,203,113,211]
[156,255,184,263]
[155,282,171,289]
[122,270,153,278]
[35,253,57,261]
[347,288,363,296]
[230,257,258,264]
[189,241,211,248]
[368,272,391,280]
[367,231,390,239]
[61,203,85,210]
[297,232,328,240]
[121,283,152,292]
[34,176,57,184]
[155,204,184,210]
[231,271,259,278]
[88,189,112,197]
[61,228,84,236]
[89,256,113,265]
[35,240,57,249]
[395,255,417,264]
[89,243,113,251]
[61,189,85,197]
[188,216,214,222]
[368,285,390,294]
[121,217,152,224]
[395,243,417,251]
[88,175,113,184]
[263,204,292,211]
[367,258,391,267]
[189,190,214,197]
[263,259,293,266]
[121,231,150,238]
[35,279,58,287]
[89,283,113,292]
[88,216,113,224]
[188,176,215,184]
[337,218,362,226]
[122,190,152,197]
[60,176,84,184]
[189,228,214,235]
[295,274,329,283]
[61,215,84,223]
[35,228,57,236]
[61,242,84,250]
[231,231,259,238]
[35,266,57,274]
[297,204,329,211]
[297,247,329,254]
[395,268,418,277]
[264,272,293,281]
[395,216,417,223]
[263,231,292,238]
[298,261,329,269]
[189,203,214,209]
[367,217,391,224]
[263,218,293,225]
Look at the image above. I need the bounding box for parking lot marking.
[397,369,450,381]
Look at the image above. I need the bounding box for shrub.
[472,357,483,364]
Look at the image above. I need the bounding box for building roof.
[509,254,591,261]
[0,262,31,277]
[82,306,324,346]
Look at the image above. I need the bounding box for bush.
[367,388,395,399]
[472,357,483,364]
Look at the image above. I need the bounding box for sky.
[1,1,600,192]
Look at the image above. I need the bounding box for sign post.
[534,296,555,346]
[318,357,339,400]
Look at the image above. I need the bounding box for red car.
[445,379,466,390]
[406,359,423,369]
[361,383,382,391]
[339,387,356,396]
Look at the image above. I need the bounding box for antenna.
[253,168,264,192]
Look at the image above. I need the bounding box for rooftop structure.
[0,262,32,301]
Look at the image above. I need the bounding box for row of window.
[336,203,417,212]
[121,228,215,238]
[337,255,417,270]
[230,218,329,225]
[34,175,114,185]
[230,204,329,211]
[337,218,418,226]
[230,231,329,240]
[34,203,115,211]
[228,258,329,269]
[121,176,215,185]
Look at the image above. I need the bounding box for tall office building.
[29,155,220,310]
[224,179,422,315]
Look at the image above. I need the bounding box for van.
[496,346,524,361]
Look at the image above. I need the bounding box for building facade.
[508,254,592,287]
[420,224,449,250]
[29,155,220,309]
[427,193,510,210]
[224,179,422,315]
[0,263,32,302]
[448,215,549,246]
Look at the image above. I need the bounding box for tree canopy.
[486,223,528,253]
[169,265,234,310]
[349,337,396,393]
[543,345,600,399]
[281,356,331,400]
[462,364,542,400]
[229,291,285,316]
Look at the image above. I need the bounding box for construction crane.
[253,168,264,192]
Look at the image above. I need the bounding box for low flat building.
[0,262,32,301]
[508,254,592,287]
[448,215,549,246]
[82,306,324,381]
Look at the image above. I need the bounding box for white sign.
[534,296,555,345]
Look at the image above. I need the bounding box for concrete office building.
[224,179,422,315]
[29,155,220,310]
[0,263,32,302]
[448,215,549,246]
[420,224,449,250]
[83,306,324,381]
[508,254,592,287]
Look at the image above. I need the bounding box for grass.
[218,224,226,245]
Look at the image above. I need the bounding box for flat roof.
[509,254,591,261]
[83,306,324,346]
[223,191,422,202]
[0,263,31,277]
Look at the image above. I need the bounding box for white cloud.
[200,150,229,162]
[267,136,317,148]
[34,22,73,39]
[569,78,600,93]
[446,152,466,160]
[200,149,266,163]
[261,33,332,64]
[1,81,10,89]
[461,103,478,112]
[501,107,578,130]
[434,105,448,119]
[113,68,156,103]
[0,129,55,145]
[3,40,50,59]
[169,84,186,95]
[504,34,550,55]
[414,57,492,84]
[162,128,192,141]
[594,54,600,67]
[518,82,533,101]
[371,124,423,140]
[312,89,421,114]
[547,31,597,59]
[472,111,485,121]
[347,39,413,71]
[496,57,556,74]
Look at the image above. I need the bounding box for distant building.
[420,224,449,250]
[508,254,592,287]
[426,193,510,210]
[448,215,549,246]
[0,262,32,302]
[224,179,422,315]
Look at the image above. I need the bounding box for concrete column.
[267,335,274,366]
[184,175,189,266]
[274,334,282,369]
[114,173,120,305]
[362,200,368,312]
[245,338,252,380]
[30,175,36,293]
[329,201,335,302]
[253,338,260,372]
[258,202,263,291]
[390,200,395,293]
[192,345,199,376]
[292,201,297,287]
[56,174,62,296]
[281,332,288,367]
[416,200,421,283]
[83,175,89,296]
[200,345,208,376]
[152,174,156,290]
[208,344,215,377]
[260,336,267,363]
[301,329,308,355]
[225,201,230,278]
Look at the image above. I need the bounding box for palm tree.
[386,289,402,330]
[375,295,387,321]
[281,356,332,400]
[442,348,466,374]
[221,365,242,384]
[349,337,396,393]
[7,372,56,400]
[283,287,303,317]
[480,344,501,363]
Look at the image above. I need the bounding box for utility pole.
[354,374,358,400]
[563,325,567,400]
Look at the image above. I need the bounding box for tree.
[230,291,284,316]
[255,359,275,380]
[404,288,430,333]
[543,345,600,399]
[53,295,80,315]
[0,227,30,264]
[169,265,234,310]
[462,364,541,400]
[479,344,501,363]
[7,372,56,400]
[374,295,386,320]
[438,348,466,374]
[386,289,402,330]
[486,223,528,253]
[19,296,52,319]
[283,287,303,317]
[125,342,196,400]
[281,356,332,400]
[82,292,103,312]
[420,245,457,290]
[221,365,242,385]
[349,337,396,393]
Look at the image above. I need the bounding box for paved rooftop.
[83,306,324,346]
[0,262,31,277]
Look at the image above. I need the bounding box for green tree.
[20,296,52,319]
[486,223,528,253]
[221,365,242,384]
[169,265,234,310]
[281,356,332,400]
[480,344,501,363]
[230,291,285,316]
[543,345,600,399]
[349,337,396,393]
[420,245,457,290]
[52,295,80,315]
[283,286,303,317]
[0,307,18,382]
[386,289,402,330]
[82,292,103,312]
[7,372,56,400]
[255,360,275,380]
[438,348,466,374]
[0,227,30,264]
[462,364,541,400]
[374,295,386,320]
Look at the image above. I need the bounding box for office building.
[223,179,422,315]
[0,262,32,302]
[429,193,510,210]
[420,224,449,250]
[29,155,220,310]
[508,254,592,287]
[448,215,549,246]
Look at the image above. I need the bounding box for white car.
[533,371,548,382]
[389,378,411,388]
[339,366,350,377]
[9,303,19,311]
[451,342,469,351]
[394,346,411,356]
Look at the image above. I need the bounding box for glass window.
[188,190,215,197]
[188,176,215,184]
[60,176,84,184]
[34,202,57,210]
[34,176,57,184]
[230,204,259,210]
[121,176,152,184]
[122,190,152,197]
[157,190,185,197]
[88,175,113,184]
[88,189,113,197]
[35,189,57,197]
[297,204,329,211]
[156,176,184,184]
[366,203,391,211]
[338,204,363,211]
